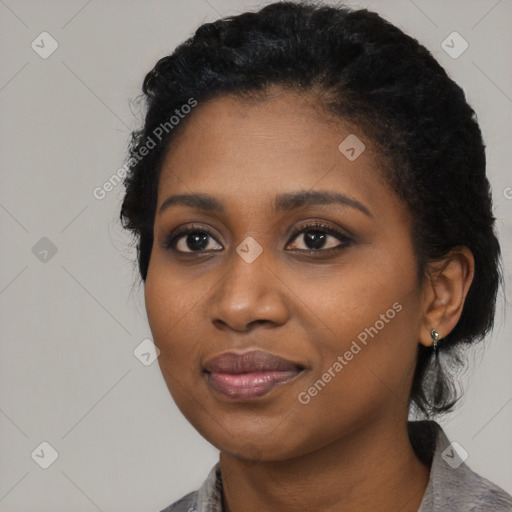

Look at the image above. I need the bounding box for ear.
[419,246,475,347]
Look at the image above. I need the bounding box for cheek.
[145,268,208,413]
[296,252,417,346]
[294,246,422,398]
[144,265,201,363]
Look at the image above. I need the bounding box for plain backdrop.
[1,0,511,510]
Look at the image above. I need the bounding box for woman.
[120,2,512,511]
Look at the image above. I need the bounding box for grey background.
[0,0,511,510]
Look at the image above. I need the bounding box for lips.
[203,350,305,400]
[203,350,303,373]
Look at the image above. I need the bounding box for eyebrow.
[158,190,372,218]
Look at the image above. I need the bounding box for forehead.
[156,91,390,214]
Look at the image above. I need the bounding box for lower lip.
[205,370,302,400]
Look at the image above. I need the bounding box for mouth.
[202,350,306,400]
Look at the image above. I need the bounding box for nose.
[208,247,290,333]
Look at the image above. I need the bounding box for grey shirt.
[160,420,512,511]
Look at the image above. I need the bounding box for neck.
[220,416,430,512]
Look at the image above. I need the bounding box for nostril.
[248,319,268,328]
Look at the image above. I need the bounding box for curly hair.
[119,1,502,417]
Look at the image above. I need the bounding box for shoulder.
[159,490,198,512]
[158,462,223,512]
[410,420,512,511]
[449,461,512,511]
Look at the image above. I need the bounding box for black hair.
[119,1,502,417]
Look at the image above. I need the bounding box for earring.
[431,329,440,355]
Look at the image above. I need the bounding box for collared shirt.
[160,420,512,511]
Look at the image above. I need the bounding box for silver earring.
[431,329,440,355]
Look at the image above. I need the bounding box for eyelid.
[285,221,353,253]
[286,220,354,244]
[162,223,222,251]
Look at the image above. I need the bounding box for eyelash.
[163,221,353,254]
[287,222,353,253]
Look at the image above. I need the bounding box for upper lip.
[203,350,305,374]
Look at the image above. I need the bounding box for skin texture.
[144,90,474,512]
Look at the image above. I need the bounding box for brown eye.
[164,226,223,253]
[286,222,352,252]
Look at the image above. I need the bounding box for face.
[145,90,427,461]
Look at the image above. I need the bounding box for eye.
[163,221,352,254]
[286,222,352,252]
[164,224,223,253]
